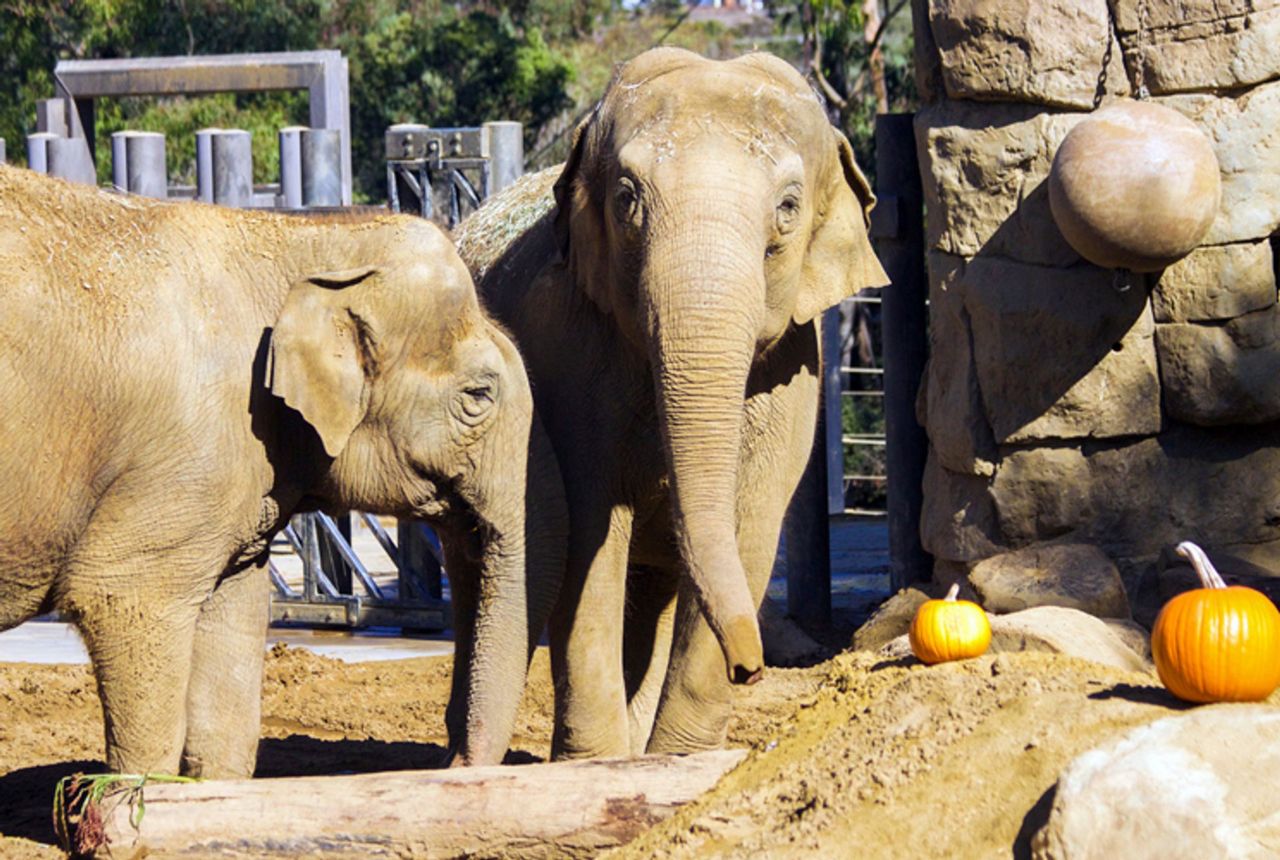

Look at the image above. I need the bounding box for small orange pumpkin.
[1152,541,1280,704]
[909,583,991,665]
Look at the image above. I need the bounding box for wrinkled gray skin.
[457,48,887,758]
[0,165,565,776]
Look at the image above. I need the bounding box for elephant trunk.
[451,369,566,766]
[644,219,766,686]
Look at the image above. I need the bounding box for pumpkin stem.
[944,583,961,602]
[1175,541,1228,590]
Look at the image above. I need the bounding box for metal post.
[46,136,97,185]
[483,121,524,196]
[278,126,305,208]
[785,320,833,629]
[0,138,5,164]
[398,521,443,601]
[110,131,167,198]
[301,127,341,207]
[876,113,932,590]
[26,132,58,174]
[198,129,252,207]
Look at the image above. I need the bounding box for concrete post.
[0,138,6,165]
[26,132,58,174]
[197,128,252,207]
[46,136,97,185]
[195,128,217,203]
[483,121,524,196]
[36,98,69,137]
[111,131,167,198]
[278,126,306,208]
[300,127,341,207]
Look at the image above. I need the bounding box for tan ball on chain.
[1048,101,1221,273]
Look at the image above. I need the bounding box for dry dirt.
[0,639,1204,858]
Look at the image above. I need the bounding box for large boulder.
[920,451,1005,563]
[1114,0,1280,95]
[926,0,1128,109]
[1156,305,1280,426]
[989,425,1280,557]
[1163,81,1280,246]
[1151,240,1276,323]
[969,542,1131,618]
[916,102,1085,266]
[921,252,998,475]
[962,256,1160,444]
[1033,706,1280,859]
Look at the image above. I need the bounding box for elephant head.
[553,49,887,683]
[267,218,559,764]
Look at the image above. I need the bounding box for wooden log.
[90,750,747,858]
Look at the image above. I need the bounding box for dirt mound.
[611,651,1189,859]
[1,640,1222,858]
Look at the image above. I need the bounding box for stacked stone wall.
[911,0,1280,605]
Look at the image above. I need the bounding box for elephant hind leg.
[622,564,678,756]
[182,559,270,778]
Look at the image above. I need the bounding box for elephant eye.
[775,192,802,235]
[614,176,641,228]
[456,379,497,425]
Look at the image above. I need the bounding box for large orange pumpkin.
[909,584,991,665]
[1152,541,1280,703]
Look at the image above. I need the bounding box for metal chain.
[1093,2,1115,110]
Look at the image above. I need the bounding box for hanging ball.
[1048,101,1221,273]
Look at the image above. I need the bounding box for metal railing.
[838,292,888,515]
[269,513,448,629]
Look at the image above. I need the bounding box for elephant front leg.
[550,502,634,760]
[182,559,270,778]
[66,562,204,775]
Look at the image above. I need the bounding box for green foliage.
[841,388,887,512]
[766,0,918,180]
[0,0,584,199]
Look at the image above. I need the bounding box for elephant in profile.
[456,47,887,758]
[0,165,565,776]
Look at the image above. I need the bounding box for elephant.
[455,47,888,759]
[0,164,565,777]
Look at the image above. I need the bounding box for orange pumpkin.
[909,583,991,665]
[1152,541,1280,703]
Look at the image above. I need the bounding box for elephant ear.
[794,128,890,325]
[552,110,614,316]
[268,265,380,457]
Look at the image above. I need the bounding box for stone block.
[927,0,1129,109]
[1151,240,1276,323]
[962,256,1161,443]
[922,253,997,475]
[969,542,1131,619]
[1033,706,1280,860]
[916,101,1086,266]
[1114,0,1280,95]
[1156,304,1280,425]
[920,450,1004,563]
[990,426,1280,557]
[1162,81,1280,246]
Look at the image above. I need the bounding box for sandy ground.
[0,640,1203,858]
